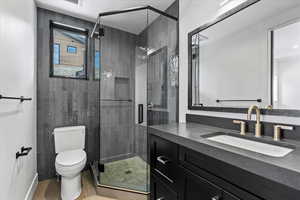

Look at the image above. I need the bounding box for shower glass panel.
[96,7,178,194]
[146,11,178,126]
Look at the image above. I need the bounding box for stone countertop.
[148,122,300,191]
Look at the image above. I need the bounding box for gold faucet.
[247,105,262,138]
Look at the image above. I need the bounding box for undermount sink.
[206,134,294,158]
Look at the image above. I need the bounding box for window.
[95,51,100,79]
[53,43,60,64]
[94,38,101,80]
[67,46,77,54]
[50,21,88,79]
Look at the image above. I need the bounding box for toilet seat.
[56,149,86,167]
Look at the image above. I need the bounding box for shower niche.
[114,77,130,101]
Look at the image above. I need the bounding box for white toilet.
[53,126,87,200]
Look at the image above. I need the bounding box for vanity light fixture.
[218,0,247,16]
[64,0,79,4]
[293,44,299,49]
[64,0,83,8]
[220,0,230,7]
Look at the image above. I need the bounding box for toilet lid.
[56,149,86,167]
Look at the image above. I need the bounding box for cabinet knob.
[211,195,221,200]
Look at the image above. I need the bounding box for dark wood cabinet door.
[150,135,178,189]
[179,168,222,200]
[151,175,177,200]
[223,192,240,200]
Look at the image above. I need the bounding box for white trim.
[24,173,38,200]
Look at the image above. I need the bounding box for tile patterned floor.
[33,171,116,200]
[100,156,149,192]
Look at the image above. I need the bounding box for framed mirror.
[188,0,300,116]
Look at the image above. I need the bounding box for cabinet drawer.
[179,147,261,200]
[179,167,223,200]
[151,174,177,200]
[150,135,178,187]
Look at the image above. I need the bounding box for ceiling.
[199,0,300,44]
[35,0,176,34]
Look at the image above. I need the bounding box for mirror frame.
[187,0,300,117]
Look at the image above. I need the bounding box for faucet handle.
[274,125,294,130]
[233,120,245,124]
[266,105,273,110]
[233,120,246,135]
[273,125,294,141]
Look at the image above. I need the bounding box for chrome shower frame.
[90,5,178,38]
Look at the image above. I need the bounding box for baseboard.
[24,173,38,200]
[96,185,149,200]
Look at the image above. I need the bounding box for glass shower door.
[96,7,178,194]
[98,10,150,193]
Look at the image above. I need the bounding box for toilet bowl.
[53,126,86,200]
[56,149,87,200]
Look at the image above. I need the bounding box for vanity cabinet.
[150,135,262,200]
[179,168,242,200]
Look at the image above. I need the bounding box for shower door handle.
[138,104,143,124]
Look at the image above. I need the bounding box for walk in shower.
[90,5,178,194]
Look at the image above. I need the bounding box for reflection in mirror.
[189,0,300,112]
[147,46,168,109]
[272,20,300,109]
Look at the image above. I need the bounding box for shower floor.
[99,156,150,193]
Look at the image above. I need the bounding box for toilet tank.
[53,126,85,153]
